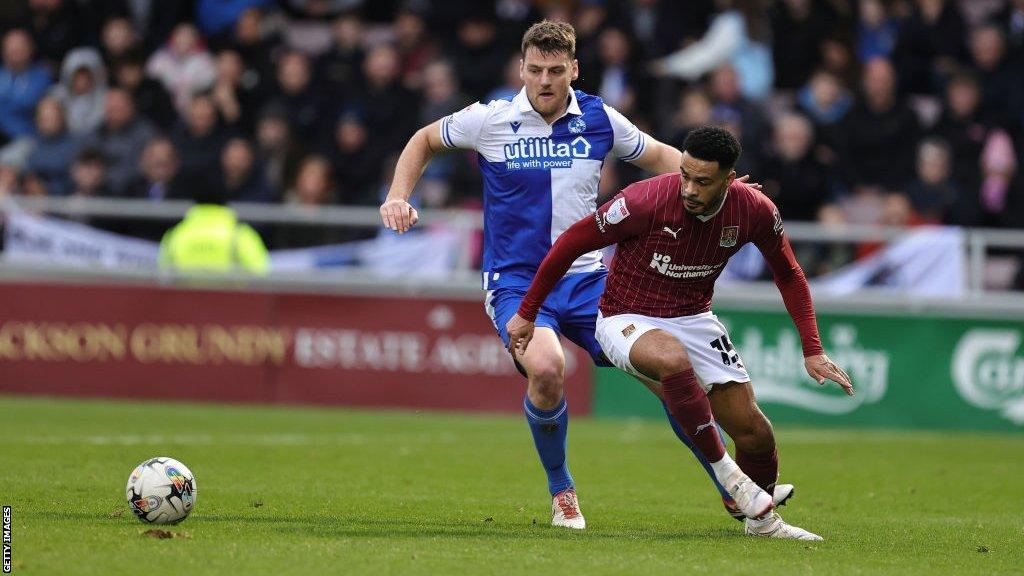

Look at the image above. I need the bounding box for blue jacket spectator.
[25,97,81,196]
[0,30,53,142]
[196,0,276,37]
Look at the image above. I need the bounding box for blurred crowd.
[0,0,1022,251]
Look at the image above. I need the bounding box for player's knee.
[657,348,692,380]
[526,359,565,409]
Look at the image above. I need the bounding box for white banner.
[3,208,469,277]
[3,208,160,271]
[814,227,966,298]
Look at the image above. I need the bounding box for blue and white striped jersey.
[439,87,648,289]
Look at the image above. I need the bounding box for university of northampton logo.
[720,226,739,247]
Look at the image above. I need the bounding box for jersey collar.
[695,190,729,222]
[512,86,582,122]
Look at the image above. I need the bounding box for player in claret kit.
[507,125,854,540]
[380,20,795,530]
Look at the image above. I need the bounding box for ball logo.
[568,117,586,134]
[166,467,187,492]
[129,465,144,484]
[133,495,162,513]
[952,329,1024,425]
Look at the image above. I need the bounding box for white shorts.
[595,311,750,393]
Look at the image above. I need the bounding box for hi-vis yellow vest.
[159,204,269,274]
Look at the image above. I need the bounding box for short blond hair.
[521,20,576,58]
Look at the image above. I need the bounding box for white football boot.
[723,470,774,520]
[745,511,823,541]
[551,488,586,529]
[725,483,795,521]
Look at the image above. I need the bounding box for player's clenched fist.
[505,313,535,356]
[804,354,855,396]
[379,196,419,233]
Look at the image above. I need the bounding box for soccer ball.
[125,457,197,524]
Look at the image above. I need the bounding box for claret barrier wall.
[1,277,1022,432]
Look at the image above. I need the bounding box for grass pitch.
[1,395,1022,575]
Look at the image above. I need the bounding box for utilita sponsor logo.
[731,323,889,414]
[503,136,591,170]
[952,329,1024,425]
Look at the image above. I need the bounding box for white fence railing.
[3,195,1024,300]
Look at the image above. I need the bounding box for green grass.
[1,395,1022,575]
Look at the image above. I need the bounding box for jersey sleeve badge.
[604,197,631,225]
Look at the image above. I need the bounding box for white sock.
[708,453,741,487]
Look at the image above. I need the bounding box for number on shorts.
[710,335,740,366]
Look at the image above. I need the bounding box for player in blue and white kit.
[381,20,791,528]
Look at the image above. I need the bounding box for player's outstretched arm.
[380,119,445,234]
[805,354,855,396]
[630,137,682,175]
[507,212,619,354]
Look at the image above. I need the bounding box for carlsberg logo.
[952,329,1024,425]
[727,322,889,414]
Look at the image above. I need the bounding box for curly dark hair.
[682,126,742,172]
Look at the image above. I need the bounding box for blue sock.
[524,396,574,496]
[661,402,731,500]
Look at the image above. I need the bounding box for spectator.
[893,0,968,95]
[283,0,365,19]
[100,17,139,66]
[836,58,921,193]
[709,64,769,168]
[0,30,54,144]
[419,60,468,126]
[255,104,305,194]
[651,0,774,100]
[159,182,269,274]
[1000,0,1024,60]
[221,137,275,202]
[112,50,177,131]
[276,155,347,248]
[68,147,111,198]
[762,112,831,222]
[797,69,853,163]
[19,0,82,67]
[769,0,833,90]
[171,94,227,180]
[931,71,989,194]
[83,87,157,195]
[196,0,276,39]
[448,14,509,101]
[24,97,81,196]
[856,0,898,63]
[285,155,335,206]
[594,27,638,114]
[354,44,418,159]
[667,87,714,149]
[904,137,967,224]
[126,138,186,202]
[485,52,523,103]
[211,49,262,135]
[226,7,277,88]
[316,12,366,103]
[267,51,324,145]
[327,111,378,207]
[49,47,108,136]
[147,23,217,113]
[394,6,440,91]
[969,23,1024,130]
